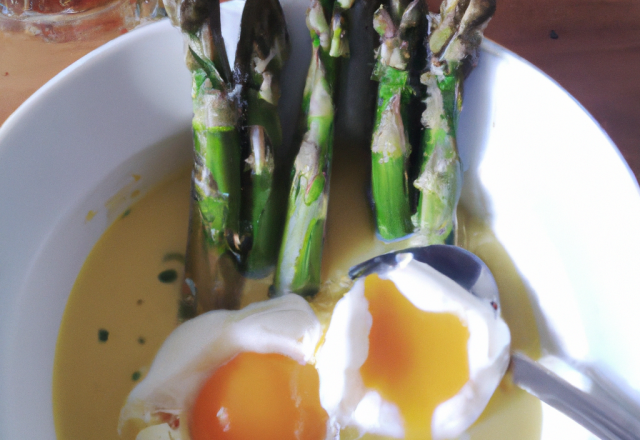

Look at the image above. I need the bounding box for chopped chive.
[163,252,186,264]
[136,299,144,306]
[131,371,141,381]
[162,252,186,264]
[158,269,178,283]
[121,208,132,219]
[138,337,146,345]
[98,329,109,343]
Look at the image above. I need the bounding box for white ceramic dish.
[1,3,640,438]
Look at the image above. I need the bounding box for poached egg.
[315,257,511,439]
[118,294,327,440]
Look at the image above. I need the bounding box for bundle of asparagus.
[165,0,290,318]
[370,0,496,244]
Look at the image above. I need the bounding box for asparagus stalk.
[165,0,245,318]
[234,0,290,277]
[273,0,353,297]
[369,0,423,241]
[413,0,495,244]
[329,0,355,57]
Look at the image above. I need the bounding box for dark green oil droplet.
[158,269,178,283]
[132,371,141,381]
[98,329,109,343]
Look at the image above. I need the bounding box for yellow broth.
[53,143,542,439]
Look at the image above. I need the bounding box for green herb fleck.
[132,371,141,381]
[138,337,146,345]
[162,252,186,264]
[121,208,132,219]
[98,329,109,342]
[137,299,144,306]
[158,269,178,283]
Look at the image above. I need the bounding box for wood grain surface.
[1,0,639,180]
[486,0,640,181]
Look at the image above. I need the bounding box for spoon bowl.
[349,245,500,314]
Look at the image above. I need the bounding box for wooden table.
[2,0,639,181]
[486,0,640,181]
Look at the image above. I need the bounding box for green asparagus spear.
[369,0,423,241]
[413,0,495,244]
[273,0,354,297]
[273,49,333,297]
[234,0,290,277]
[329,0,355,57]
[165,0,245,318]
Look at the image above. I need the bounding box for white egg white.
[118,294,323,439]
[315,258,511,439]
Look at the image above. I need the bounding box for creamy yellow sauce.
[53,141,542,439]
[53,170,191,440]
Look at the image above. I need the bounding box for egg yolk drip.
[360,274,470,439]
[191,352,328,440]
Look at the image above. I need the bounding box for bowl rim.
[2,14,640,439]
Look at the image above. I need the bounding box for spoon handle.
[510,353,640,440]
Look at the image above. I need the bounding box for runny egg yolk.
[360,274,470,440]
[190,352,328,440]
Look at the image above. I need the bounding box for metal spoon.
[349,244,640,440]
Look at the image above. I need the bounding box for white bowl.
[1,3,640,438]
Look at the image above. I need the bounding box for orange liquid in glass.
[4,0,117,16]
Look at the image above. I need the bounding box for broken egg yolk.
[190,352,328,440]
[360,274,470,440]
